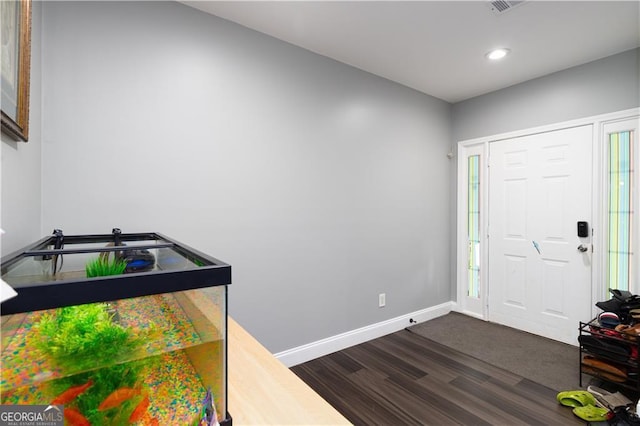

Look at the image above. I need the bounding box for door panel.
[488,125,593,345]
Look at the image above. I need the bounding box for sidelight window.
[468,155,481,298]
[608,130,634,291]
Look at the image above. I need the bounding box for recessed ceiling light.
[486,48,510,60]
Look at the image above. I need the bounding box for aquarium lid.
[1,231,231,315]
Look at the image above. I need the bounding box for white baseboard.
[274,301,454,367]
[451,304,486,321]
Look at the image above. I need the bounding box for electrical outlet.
[378,293,386,308]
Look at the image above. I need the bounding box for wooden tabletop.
[228,317,351,425]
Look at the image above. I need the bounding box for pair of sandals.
[557,386,632,422]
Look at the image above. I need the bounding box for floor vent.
[488,0,526,15]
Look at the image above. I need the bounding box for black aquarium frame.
[0,231,232,315]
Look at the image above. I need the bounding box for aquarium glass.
[1,288,227,425]
[2,245,202,286]
[1,231,230,426]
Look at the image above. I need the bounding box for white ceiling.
[181,1,640,103]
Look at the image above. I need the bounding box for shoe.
[579,335,630,362]
[573,405,611,422]
[556,390,597,408]
[587,386,632,409]
[582,356,627,382]
[609,406,640,426]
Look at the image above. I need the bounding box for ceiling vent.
[488,0,526,15]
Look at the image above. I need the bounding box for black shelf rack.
[579,319,640,394]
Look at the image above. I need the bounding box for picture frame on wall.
[1,0,32,142]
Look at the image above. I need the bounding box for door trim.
[456,108,640,325]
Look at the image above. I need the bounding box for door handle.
[578,244,589,253]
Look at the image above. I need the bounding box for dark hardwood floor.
[291,329,583,425]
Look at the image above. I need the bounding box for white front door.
[488,125,593,345]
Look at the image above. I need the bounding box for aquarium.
[1,230,231,426]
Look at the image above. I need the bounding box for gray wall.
[453,48,640,142]
[1,1,43,256]
[39,1,452,353]
[10,0,633,354]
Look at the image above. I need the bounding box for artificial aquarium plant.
[29,256,159,425]
[48,359,152,426]
[32,303,140,368]
[85,255,128,278]
[30,302,156,424]
[33,255,132,366]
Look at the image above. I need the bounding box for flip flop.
[556,390,597,407]
[572,405,610,422]
[587,385,632,409]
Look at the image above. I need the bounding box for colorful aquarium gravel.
[1,310,60,392]
[1,291,225,425]
[118,294,202,354]
[142,348,207,424]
